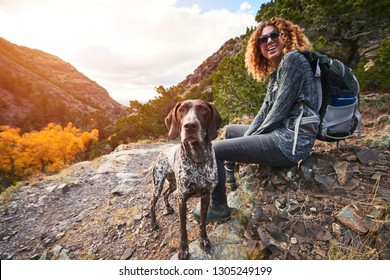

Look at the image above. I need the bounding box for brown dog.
[150,100,222,259]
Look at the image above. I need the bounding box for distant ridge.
[0,37,127,132]
[179,36,244,96]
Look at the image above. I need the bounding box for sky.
[0,0,269,105]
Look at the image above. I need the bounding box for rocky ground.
[0,93,389,260]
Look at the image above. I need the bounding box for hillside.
[0,37,127,132]
[179,36,244,95]
[0,93,388,260]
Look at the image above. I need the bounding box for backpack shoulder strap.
[299,51,322,112]
[314,58,322,112]
[292,103,304,156]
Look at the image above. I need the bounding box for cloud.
[0,0,257,104]
[240,2,252,11]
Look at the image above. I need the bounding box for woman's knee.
[225,124,249,139]
[212,140,225,157]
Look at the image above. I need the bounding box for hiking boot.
[225,168,238,191]
[192,203,231,223]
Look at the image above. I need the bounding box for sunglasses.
[257,29,279,46]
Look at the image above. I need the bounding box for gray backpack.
[300,51,362,142]
[291,51,362,155]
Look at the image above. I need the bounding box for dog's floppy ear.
[165,102,181,139]
[207,102,222,141]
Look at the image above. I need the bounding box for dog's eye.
[197,105,208,114]
[178,106,187,114]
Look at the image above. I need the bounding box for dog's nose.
[183,121,199,131]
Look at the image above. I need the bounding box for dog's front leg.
[200,194,211,253]
[178,195,190,260]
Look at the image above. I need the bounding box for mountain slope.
[179,36,245,96]
[0,37,126,131]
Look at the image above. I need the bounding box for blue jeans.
[211,124,295,205]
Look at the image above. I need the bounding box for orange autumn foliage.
[0,123,98,183]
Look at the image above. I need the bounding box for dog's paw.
[178,243,190,260]
[200,237,211,253]
[178,249,190,260]
[151,221,159,231]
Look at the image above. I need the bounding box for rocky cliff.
[0,37,127,131]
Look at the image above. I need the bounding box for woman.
[193,17,320,222]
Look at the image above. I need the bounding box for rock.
[322,231,332,241]
[275,197,287,209]
[39,250,48,260]
[290,237,298,244]
[47,244,71,260]
[56,232,66,238]
[45,183,69,194]
[366,206,385,219]
[252,204,264,223]
[332,223,342,235]
[288,204,300,215]
[58,250,71,260]
[52,245,63,255]
[265,224,283,240]
[292,221,306,237]
[45,185,58,192]
[57,183,70,194]
[257,228,284,257]
[377,187,390,202]
[343,230,355,246]
[314,173,336,192]
[346,154,358,162]
[1,253,13,260]
[172,221,247,260]
[332,187,348,196]
[333,161,353,186]
[37,195,48,206]
[240,175,260,195]
[374,164,389,173]
[97,148,164,174]
[264,183,276,192]
[271,174,287,185]
[111,184,134,196]
[371,172,381,180]
[335,206,369,234]
[160,234,172,248]
[314,158,333,173]
[97,158,130,174]
[116,173,142,182]
[300,165,314,182]
[313,248,326,258]
[133,214,143,222]
[238,164,255,178]
[345,177,360,191]
[350,164,360,173]
[227,191,242,209]
[357,149,379,164]
[120,248,134,260]
[305,220,324,239]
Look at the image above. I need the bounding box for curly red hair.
[245,17,312,82]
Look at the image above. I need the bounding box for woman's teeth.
[268,45,276,51]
